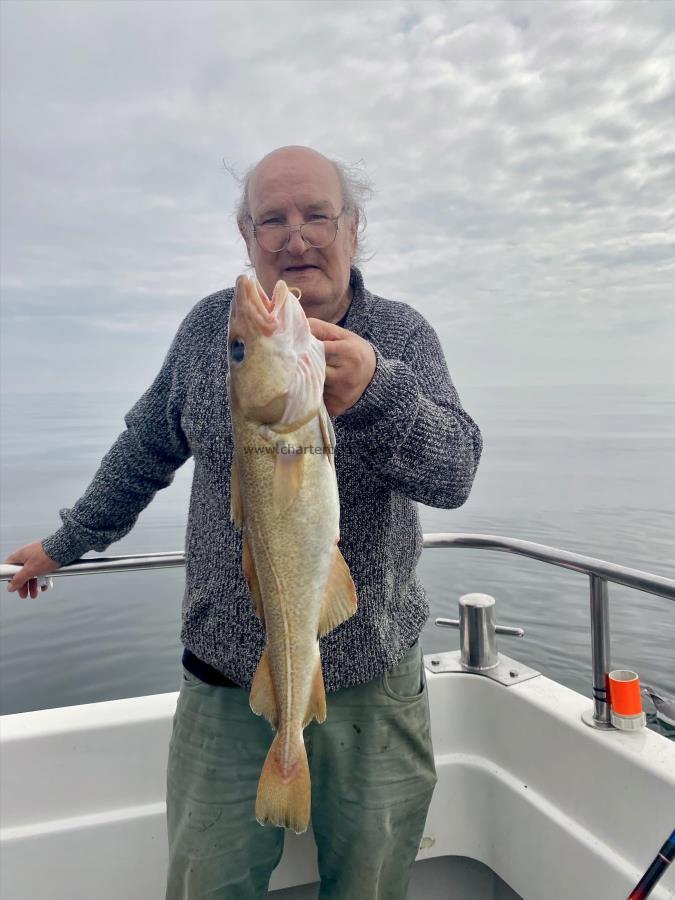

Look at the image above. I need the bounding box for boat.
[1,533,674,899]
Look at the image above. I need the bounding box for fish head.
[227,275,326,431]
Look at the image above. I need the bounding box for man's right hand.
[5,542,60,598]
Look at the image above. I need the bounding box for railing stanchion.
[589,575,612,728]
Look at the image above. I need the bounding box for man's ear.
[349,211,359,256]
[239,221,253,257]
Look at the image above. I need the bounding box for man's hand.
[309,319,377,417]
[5,542,60,598]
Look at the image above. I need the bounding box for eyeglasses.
[252,209,344,254]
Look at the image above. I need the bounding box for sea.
[1,384,673,740]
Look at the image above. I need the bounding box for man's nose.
[286,226,309,255]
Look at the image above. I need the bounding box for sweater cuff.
[338,347,418,430]
[41,525,91,568]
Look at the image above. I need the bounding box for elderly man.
[6,146,482,899]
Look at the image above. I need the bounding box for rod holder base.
[581,708,615,730]
[424,650,540,686]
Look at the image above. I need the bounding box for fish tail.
[255,729,311,834]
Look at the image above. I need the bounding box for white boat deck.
[1,659,674,899]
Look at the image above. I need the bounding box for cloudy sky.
[1,0,673,393]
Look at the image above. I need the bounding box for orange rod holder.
[609,669,646,731]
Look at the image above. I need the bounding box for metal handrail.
[423,534,675,729]
[0,551,187,579]
[2,532,673,728]
[423,533,675,600]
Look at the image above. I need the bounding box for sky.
[1,0,674,393]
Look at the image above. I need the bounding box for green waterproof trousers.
[165,641,437,900]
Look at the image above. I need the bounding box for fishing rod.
[627,829,675,899]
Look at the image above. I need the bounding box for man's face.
[243,148,357,321]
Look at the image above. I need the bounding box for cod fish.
[227,274,357,834]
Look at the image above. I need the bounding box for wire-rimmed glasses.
[252,209,344,253]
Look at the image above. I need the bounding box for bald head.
[238,145,359,322]
[237,146,365,241]
[247,146,344,227]
[251,145,340,194]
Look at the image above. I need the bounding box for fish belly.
[234,417,354,832]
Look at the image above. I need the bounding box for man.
[5,146,483,899]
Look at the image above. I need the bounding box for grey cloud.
[1,0,674,393]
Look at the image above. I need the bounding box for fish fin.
[318,546,358,638]
[318,405,336,470]
[303,652,327,727]
[243,532,264,622]
[272,447,305,514]
[256,730,311,834]
[230,458,244,528]
[250,649,278,728]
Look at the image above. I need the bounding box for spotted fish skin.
[227,275,357,834]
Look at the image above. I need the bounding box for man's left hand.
[308,319,377,417]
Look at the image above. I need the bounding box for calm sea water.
[1,385,673,739]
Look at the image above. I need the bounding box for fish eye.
[230,339,246,364]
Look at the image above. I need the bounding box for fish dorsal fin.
[272,445,305,514]
[243,531,264,622]
[231,458,244,528]
[250,648,278,728]
[318,545,357,638]
[318,405,336,471]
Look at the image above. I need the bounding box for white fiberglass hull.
[1,659,674,900]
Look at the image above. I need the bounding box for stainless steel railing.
[426,534,674,728]
[2,533,674,728]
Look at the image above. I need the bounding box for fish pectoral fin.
[230,458,244,528]
[303,652,327,727]
[272,446,305,514]
[318,546,358,638]
[318,405,336,470]
[242,533,265,622]
[250,649,278,728]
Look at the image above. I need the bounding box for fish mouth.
[231,276,307,344]
[232,275,276,336]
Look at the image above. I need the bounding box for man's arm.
[312,317,482,508]
[39,318,193,569]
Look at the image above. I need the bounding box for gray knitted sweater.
[42,268,482,691]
